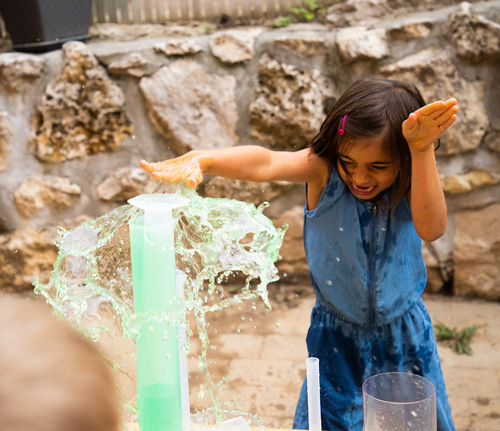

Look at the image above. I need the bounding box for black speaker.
[0,0,92,53]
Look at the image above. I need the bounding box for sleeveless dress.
[292,165,455,431]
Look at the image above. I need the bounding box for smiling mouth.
[350,183,377,195]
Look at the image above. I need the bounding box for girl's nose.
[352,169,371,184]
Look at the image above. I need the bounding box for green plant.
[292,0,325,22]
[434,322,480,355]
[273,15,292,28]
[273,0,325,27]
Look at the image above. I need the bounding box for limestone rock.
[274,35,327,56]
[336,26,390,64]
[444,2,500,63]
[249,54,335,150]
[325,0,390,27]
[97,167,150,202]
[0,111,10,172]
[139,59,239,154]
[209,28,262,64]
[388,20,433,41]
[14,176,81,217]
[107,53,148,77]
[441,170,499,194]
[90,22,208,41]
[380,47,488,155]
[154,39,202,56]
[201,178,294,207]
[0,52,44,92]
[31,41,133,163]
[272,205,309,284]
[454,203,500,299]
[484,129,500,153]
[422,244,444,294]
[0,227,58,292]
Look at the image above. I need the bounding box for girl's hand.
[140,152,214,188]
[402,98,459,152]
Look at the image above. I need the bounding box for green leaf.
[434,322,480,355]
[434,322,456,340]
[273,16,291,28]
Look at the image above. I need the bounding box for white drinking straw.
[306,357,322,431]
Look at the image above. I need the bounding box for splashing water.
[33,182,287,425]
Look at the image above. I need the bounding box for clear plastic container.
[362,372,436,431]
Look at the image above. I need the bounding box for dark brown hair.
[311,76,429,210]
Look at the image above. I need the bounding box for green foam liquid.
[33,182,287,426]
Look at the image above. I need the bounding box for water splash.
[34,182,287,424]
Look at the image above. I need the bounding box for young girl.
[140,76,459,431]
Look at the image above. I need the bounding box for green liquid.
[137,384,182,431]
[33,183,287,426]
[130,217,182,431]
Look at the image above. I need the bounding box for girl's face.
[337,134,399,200]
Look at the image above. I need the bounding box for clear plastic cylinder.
[362,372,436,431]
[306,357,321,431]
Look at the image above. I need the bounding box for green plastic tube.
[129,194,189,431]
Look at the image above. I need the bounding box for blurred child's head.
[311,76,426,207]
[0,295,121,431]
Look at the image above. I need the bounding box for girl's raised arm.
[403,98,459,242]
[140,146,329,189]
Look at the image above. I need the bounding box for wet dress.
[292,165,455,431]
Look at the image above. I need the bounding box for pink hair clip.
[338,112,348,136]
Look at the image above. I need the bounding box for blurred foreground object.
[0,295,121,431]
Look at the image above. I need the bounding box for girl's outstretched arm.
[403,98,459,242]
[140,146,329,190]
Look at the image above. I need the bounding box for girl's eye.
[372,165,388,171]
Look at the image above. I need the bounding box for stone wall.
[0,1,499,299]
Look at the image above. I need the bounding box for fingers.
[151,169,178,182]
[437,113,458,132]
[148,163,203,188]
[185,172,203,188]
[412,100,459,133]
[139,159,155,173]
[415,98,458,119]
[403,112,417,128]
[431,104,459,130]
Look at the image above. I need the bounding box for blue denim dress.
[292,166,455,431]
